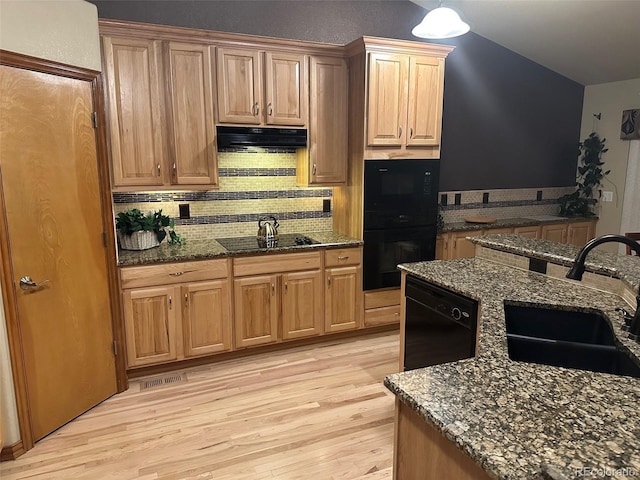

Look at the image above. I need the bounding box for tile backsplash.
[113,148,333,240]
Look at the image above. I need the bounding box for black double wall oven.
[363,159,440,291]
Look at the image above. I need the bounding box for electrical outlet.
[602,191,613,202]
[179,203,190,219]
[322,199,331,212]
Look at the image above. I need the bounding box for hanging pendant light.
[412,2,470,39]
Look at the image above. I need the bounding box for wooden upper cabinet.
[367,53,408,147]
[217,47,308,127]
[367,52,445,149]
[165,42,219,186]
[216,47,262,124]
[406,55,444,147]
[102,36,166,187]
[264,52,308,126]
[298,56,348,186]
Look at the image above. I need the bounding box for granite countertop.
[470,233,640,293]
[386,258,640,480]
[441,216,594,234]
[117,231,362,266]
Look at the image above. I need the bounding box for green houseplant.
[558,132,610,217]
[116,208,184,250]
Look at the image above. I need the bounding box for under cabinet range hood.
[216,126,307,148]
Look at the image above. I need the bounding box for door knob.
[19,276,49,291]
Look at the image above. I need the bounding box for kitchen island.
[386,236,640,479]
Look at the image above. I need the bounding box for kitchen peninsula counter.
[117,231,362,266]
[386,252,640,479]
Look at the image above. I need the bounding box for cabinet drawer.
[120,258,229,289]
[233,251,321,276]
[325,247,362,267]
[364,305,401,327]
[364,288,401,309]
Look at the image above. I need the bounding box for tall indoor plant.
[558,132,609,217]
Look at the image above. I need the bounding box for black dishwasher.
[404,275,478,371]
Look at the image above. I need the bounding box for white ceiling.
[411,0,640,86]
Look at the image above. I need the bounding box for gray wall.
[90,0,584,192]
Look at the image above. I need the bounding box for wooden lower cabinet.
[449,229,483,259]
[513,225,541,238]
[234,274,280,348]
[541,223,567,243]
[364,288,401,327]
[567,220,595,246]
[182,280,232,357]
[121,259,232,368]
[282,270,323,339]
[123,286,179,367]
[325,265,362,332]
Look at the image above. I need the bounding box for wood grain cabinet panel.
[406,55,443,147]
[282,270,323,339]
[567,220,595,246]
[102,36,166,187]
[123,286,178,367]
[234,275,280,348]
[217,47,308,127]
[297,56,348,186]
[449,230,483,259]
[182,280,232,357]
[325,265,362,333]
[541,223,567,243]
[165,42,218,186]
[513,225,541,238]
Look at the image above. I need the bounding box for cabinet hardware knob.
[271,283,275,295]
[284,282,288,293]
[398,126,402,138]
[169,272,184,277]
[255,102,260,116]
[184,292,188,305]
[338,256,349,260]
[157,163,161,176]
[327,276,331,287]
[169,295,172,308]
[312,164,317,175]
[268,103,273,116]
[409,127,413,138]
[173,163,177,172]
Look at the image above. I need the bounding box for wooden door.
[406,56,443,147]
[264,52,307,126]
[182,280,232,357]
[216,47,262,124]
[234,275,279,348]
[307,56,348,184]
[282,270,323,339]
[541,224,567,243]
[102,36,166,187]
[0,66,117,441]
[123,286,178,367]
[165,42,219,186]
[567,221,595,246]
[325,266,361,333]
[367,52,408,147]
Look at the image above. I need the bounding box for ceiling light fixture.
[411,2,470,39]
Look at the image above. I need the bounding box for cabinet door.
[367,52,408,147]
[567,221,595,246]
[216,47,262,124]
[541,224,567,243]
[406,55,443,147]
[513,226,541,238]
[435,234,449,260]
[449,230,482,259]
[165,42,219,186]
[264,52,308,126]
[234,275,279,348]
[282,270,323,339]
[102,36,166,187]
[325,266,362,333]
[306,56,348,184]
[182,280,232,357]
[123,286,177,367]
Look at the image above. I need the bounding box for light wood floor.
[1,331,399,480]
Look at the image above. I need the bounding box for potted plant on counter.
[116,208,184,250]
[558,132,609,217]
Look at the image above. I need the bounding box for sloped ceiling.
[411,0,640,86]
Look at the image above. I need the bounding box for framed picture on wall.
[621,109,639,139]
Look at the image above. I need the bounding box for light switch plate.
[602,191,613,202]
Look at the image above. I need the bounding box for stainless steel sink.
[504,302,640,377]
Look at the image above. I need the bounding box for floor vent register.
[139,372,188,390]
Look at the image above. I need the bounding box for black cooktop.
[216,233,319,252]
